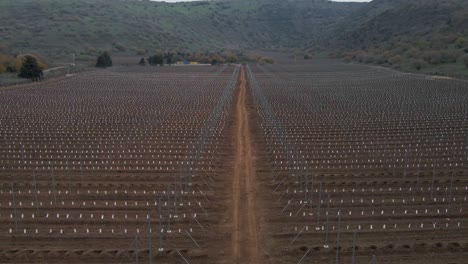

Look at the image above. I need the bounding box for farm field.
[0,60,467,264]
[247,61,468,264]
[0,65,239,263]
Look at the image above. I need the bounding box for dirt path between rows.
[231,66,260,263]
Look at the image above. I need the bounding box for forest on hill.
[0,0,361,60]
[0,0,467,77]
[330,0,468,77]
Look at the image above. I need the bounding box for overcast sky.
[151,0,372,2]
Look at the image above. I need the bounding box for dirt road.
[231,66,259,263]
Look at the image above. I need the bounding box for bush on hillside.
[454,37,467,48]
[343,55,353,63]
[112,43,127,52]
[96,52,112,68]
[373,55,387,65]
[135,48,146,55]
[411,59,427,71]
[255,56,274,65]
[463,54,468,68]
[441,50,462,63]
[388,55,402,65]
[147,54,164,66]
[165,53,174,65]
[0,54,16,71]
[424,51,442,65]
[18,55,43,81]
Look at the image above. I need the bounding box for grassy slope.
[337,0,467,47]
[4,0,464,79]
[332,0,468,78]
[0,0,363,60]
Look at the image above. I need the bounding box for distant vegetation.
[0,0,362,60]
[96,52,112,68]
[147,54,164,66]
[18,55,43,81]
[0,0,465,78]
[141,51,273,66]
[330,0,468,78]
[0,53,47,74]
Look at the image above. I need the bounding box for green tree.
[96,52,112,68]
[424,51,442,65]
[166,53,174,65]
[411,59,426,71]
[18,55,43,81]
[147,54,164,66]
[139,57,146,66]
[454,37,466,48]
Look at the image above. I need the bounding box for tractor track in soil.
[231,66,260,264]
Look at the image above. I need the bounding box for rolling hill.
[330,0,468,77]
[0,0,467,77]
[0,0,363,60]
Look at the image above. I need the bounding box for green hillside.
[1,0,467,77]
[331,0,468,77]
[0,0,362,60]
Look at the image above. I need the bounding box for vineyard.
[247,61,468,264]
[0,65,239,263]
[0,60,467,264]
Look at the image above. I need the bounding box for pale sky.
[151,0,372,2]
